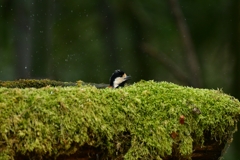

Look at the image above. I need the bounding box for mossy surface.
[0,81,239,160]
[0,79,76,88]
[0,79,108,89]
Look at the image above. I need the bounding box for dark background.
[0,0,240,159]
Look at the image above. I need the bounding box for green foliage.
[0,81,239,159]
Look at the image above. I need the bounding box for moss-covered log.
[0,79,109,89]
[0,81,239,160]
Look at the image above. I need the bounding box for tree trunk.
[13,0,32,79]
[126,1,151,80]
[230,0,240,159]
[31,0,53,78]
[98,0,119,72]
[167,0,202,87]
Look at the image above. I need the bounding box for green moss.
[0,80,239,159]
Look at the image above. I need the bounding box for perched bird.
[109,69,131,88]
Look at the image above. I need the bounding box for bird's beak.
[125,76,131,80]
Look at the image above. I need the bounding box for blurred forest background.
[0,0,240,159]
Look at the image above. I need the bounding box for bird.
[109,69,131,88]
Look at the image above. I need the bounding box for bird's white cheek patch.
[113,77,125,88]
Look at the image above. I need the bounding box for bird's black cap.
[109,69,131,88]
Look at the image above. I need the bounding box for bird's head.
[109,69,131,88]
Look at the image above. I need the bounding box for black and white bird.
[109,69,131,88]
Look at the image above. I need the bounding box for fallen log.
[0,80,239,160]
